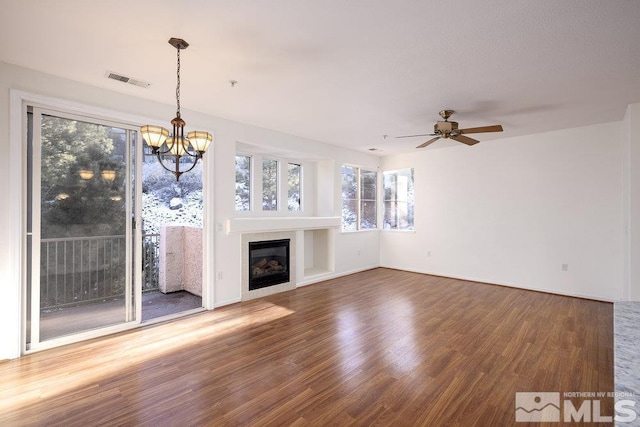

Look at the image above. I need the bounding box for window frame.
[234,152,305,214]
[234,154,252,212]
[341,164,378,232]
[382,168,415,231]
[287,162,303,212]
[261,157,279,211]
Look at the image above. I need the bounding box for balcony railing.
[39,233,160,309]
[142,233,160,292]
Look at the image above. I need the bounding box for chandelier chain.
[176,47,181,115]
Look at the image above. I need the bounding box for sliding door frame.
[26,105,142,352]
[9,89,214,357]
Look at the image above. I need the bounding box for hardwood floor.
[0,268,613,426]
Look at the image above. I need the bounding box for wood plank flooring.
[0,268,613,426]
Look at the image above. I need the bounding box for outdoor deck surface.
[37,290,202,341]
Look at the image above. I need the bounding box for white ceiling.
[2,0,640,154]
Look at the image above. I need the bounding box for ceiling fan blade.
[451,134,480,146]
[459,125,503,134]
[416,137,440,148]
[396,133,435,139]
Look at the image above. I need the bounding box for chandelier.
[141,38,212,181]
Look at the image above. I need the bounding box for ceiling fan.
[396,110,503,148]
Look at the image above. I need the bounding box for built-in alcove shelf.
[226,217,340,234]
[302,229,334,283]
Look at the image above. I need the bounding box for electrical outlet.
[561,264,568,272]
[357,249,361,256]
[216,272,223,280]
[427,251,431,257]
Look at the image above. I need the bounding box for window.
[287,163,302,211]
[341,165,377,231]
[236,154,304,212]
[262,159,278,211]
[383,168,414,230]
[235,155,251,211]
[360,170,377,229]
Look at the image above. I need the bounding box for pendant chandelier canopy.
[141,38,212,181]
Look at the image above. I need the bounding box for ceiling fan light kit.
[396,110,503,149]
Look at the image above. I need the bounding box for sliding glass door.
[26,107,141,349]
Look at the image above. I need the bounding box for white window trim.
[381,168,415,232]
[234,150,306,216]
[286,161,303,213]
[340,164,378,233]
[234,153,253,212]
[261,157,280,212]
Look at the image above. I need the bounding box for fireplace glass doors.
[248,239,290,290]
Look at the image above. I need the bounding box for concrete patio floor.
[37,290,202,341]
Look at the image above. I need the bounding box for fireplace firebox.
[248,239,290,290]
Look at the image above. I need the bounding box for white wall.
[0,61,380,359]
[380,122,625,301]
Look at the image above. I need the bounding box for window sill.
[339,228,380,234]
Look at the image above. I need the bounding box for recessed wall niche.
[303,228,334,279]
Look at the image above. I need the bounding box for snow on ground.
[141,161,204,234]
[142,191,203,234]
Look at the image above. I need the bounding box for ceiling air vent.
[105,71,150,88]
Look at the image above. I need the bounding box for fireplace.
[248,239,290,290]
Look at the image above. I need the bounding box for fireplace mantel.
[226,217,340,234]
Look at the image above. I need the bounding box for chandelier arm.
[155,153,181,176]
[154,149,202,179]
[179,148,200,158]
[151,142,178,156]
[153,153,198,181]
[176,155,201,176]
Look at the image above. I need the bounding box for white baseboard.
[214,297,241,308]
[379,265,615,302]
[214,264,614,308]
[296,265,380,287]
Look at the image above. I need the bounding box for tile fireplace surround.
[241,231,297,301]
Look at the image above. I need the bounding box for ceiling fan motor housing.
[435,120,458,138]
